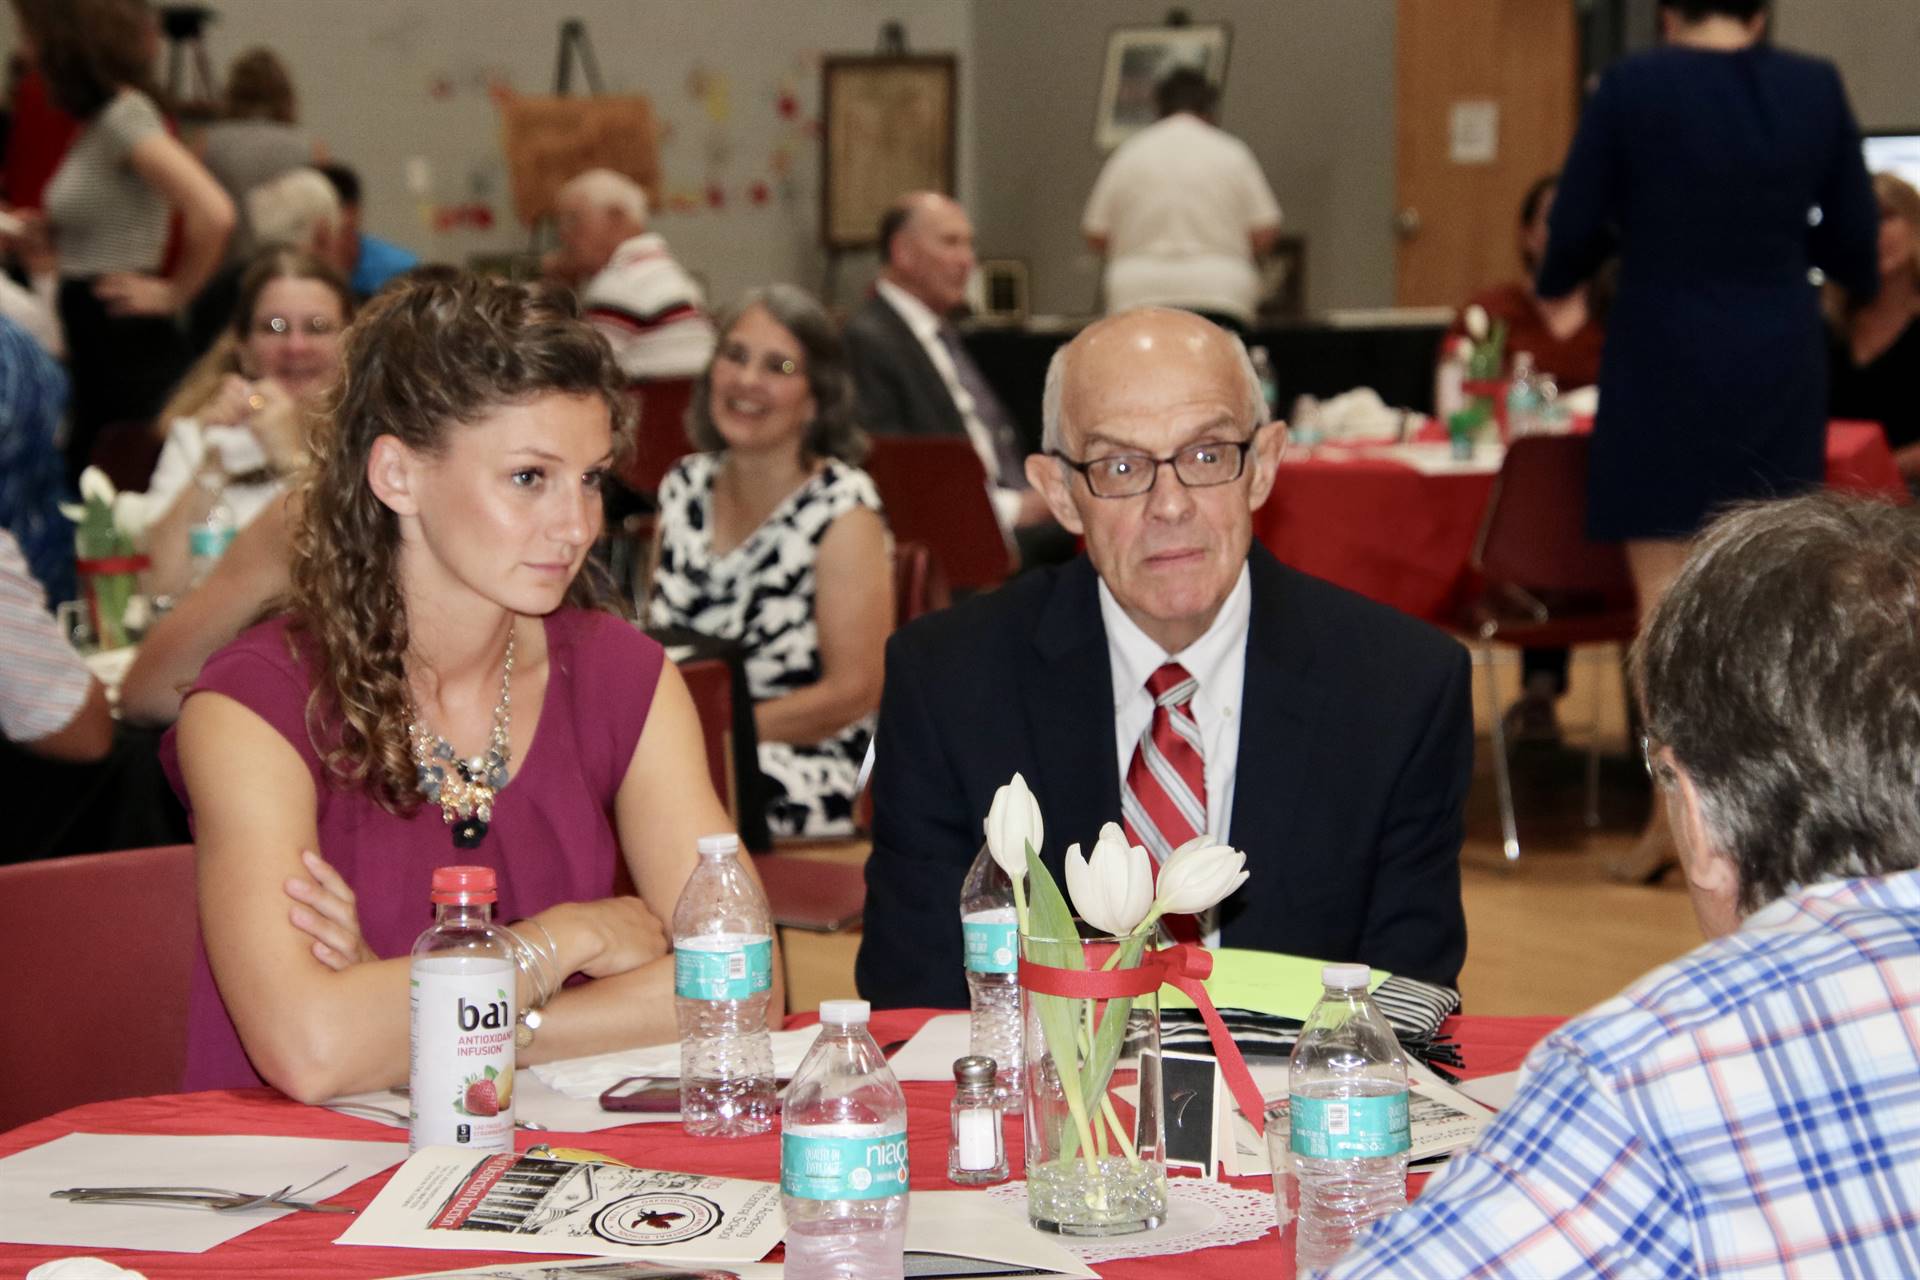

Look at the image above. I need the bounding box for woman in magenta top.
[164,273,778,1100]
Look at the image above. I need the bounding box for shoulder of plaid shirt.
[1325,867,1920,1280]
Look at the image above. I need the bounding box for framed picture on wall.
[975,258,1029,324]
[1093,22,1231,151]
[820,54,957,250]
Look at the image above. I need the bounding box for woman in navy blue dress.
[1537,0,1878,877]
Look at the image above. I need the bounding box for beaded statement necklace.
[409,631,514,848]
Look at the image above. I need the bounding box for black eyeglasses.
[1049,439,1252,499]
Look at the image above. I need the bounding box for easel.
[526,19,606,255]
[157,4,219,119]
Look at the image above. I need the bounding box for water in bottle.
[188,476,236,588]
[1288,963,1410,1271]
[409,865,517,1154]
[959,840,1020,1099]
[1505,351,1543,439]
[782,1000,911,1280]
[672,832,776,1136]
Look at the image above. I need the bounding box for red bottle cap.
[430,865,498,904]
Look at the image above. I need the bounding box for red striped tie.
[1123,662,1207,944]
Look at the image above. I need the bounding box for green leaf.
[485,1065,498,1079]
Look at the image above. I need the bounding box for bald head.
[1026,307,1282,654]
[880,191,975,315]
[1042,308,1265,454]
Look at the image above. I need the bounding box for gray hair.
[558,168,649,224]
[1040,310,1267,454]
[686,283,866,465]
[246,167,341,252]
[1633,493,1920,913]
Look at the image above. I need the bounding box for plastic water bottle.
[1435,336,1471,421]
[672,832,777,1136]
[959,840,1020,1100]
[1288,964,1410,1271]
[1505,351,1543,439]
[187,474,236,588]
[782,1000,911,1280]
[1250,345,1280,420]
[409,865,516,1154]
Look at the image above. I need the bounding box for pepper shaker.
[947,1055,1009,1185]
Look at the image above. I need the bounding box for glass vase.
[75,552,148,652]
[1019,930,1166,1236]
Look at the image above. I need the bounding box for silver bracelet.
[501,926,556,1009]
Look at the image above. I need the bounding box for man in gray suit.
[843,192,1066,564]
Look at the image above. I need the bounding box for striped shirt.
[0,530,93,743]
[581,232,716,380]
[1326,870,1920,1279]
[43,89,170,277]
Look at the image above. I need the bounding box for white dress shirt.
[874,278,1024,532]
[1100,564,1252,944]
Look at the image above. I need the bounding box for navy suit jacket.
[855,544,1473,1006]
[842,294,969,438]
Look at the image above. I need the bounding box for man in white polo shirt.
[1082,68,1282,331]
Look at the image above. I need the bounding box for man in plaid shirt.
[1328,493,1920,1279]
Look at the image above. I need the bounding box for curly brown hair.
[288,272,632,810]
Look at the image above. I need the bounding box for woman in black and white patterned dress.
[648,285,891,837]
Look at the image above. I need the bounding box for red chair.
[678,656,738,818]
[892,538,951,626]
[614,377,699,495]
[865,436,1017,593]
[0,844,197,1129]
[1461,435,1639,862]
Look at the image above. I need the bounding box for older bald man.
[856,309,1472,1005]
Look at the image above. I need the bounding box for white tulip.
[57,502,87,523]
[1064,822,1155,937]
[78,465,117,506]
[1464,304,1489,342]
[984,771,1043,884]
[1153,836,1249,916]
[112,491,151,541]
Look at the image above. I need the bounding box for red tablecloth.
[1256,421,1907,625]
[0,1009,1560,1279]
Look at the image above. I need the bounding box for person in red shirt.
[1443,173,1608,393]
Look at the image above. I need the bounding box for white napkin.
[530,1028,821,1100]
[1313,388,1404,442]
[27,1263,148,1280]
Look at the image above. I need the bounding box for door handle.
[1395,207,1422,239]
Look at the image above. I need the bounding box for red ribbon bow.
[1018,942,1267,1138]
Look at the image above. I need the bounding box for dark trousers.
[0,725,190,865]
[58,277,189,486]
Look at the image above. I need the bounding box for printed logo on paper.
[591,1192,722,1245]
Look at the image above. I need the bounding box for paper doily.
[987,1177,1279,1263]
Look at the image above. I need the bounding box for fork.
[52,1164,357,1214]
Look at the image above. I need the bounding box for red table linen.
[0,1009,1561,1280]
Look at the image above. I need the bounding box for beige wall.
[968,0,1399,317]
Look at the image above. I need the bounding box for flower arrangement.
[985,773,1247,1232]
[59,466,150,650]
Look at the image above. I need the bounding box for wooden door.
[1395,0,1579,307]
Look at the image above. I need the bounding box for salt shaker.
[947,1055,1008,1185]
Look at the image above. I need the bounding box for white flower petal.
[984,771,1043,883]
[1153,840,1249,916]
[79,466,116,505]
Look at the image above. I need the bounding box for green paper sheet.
[1160,948,1386,1020]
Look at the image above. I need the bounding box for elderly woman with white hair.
[547,167,715,380]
